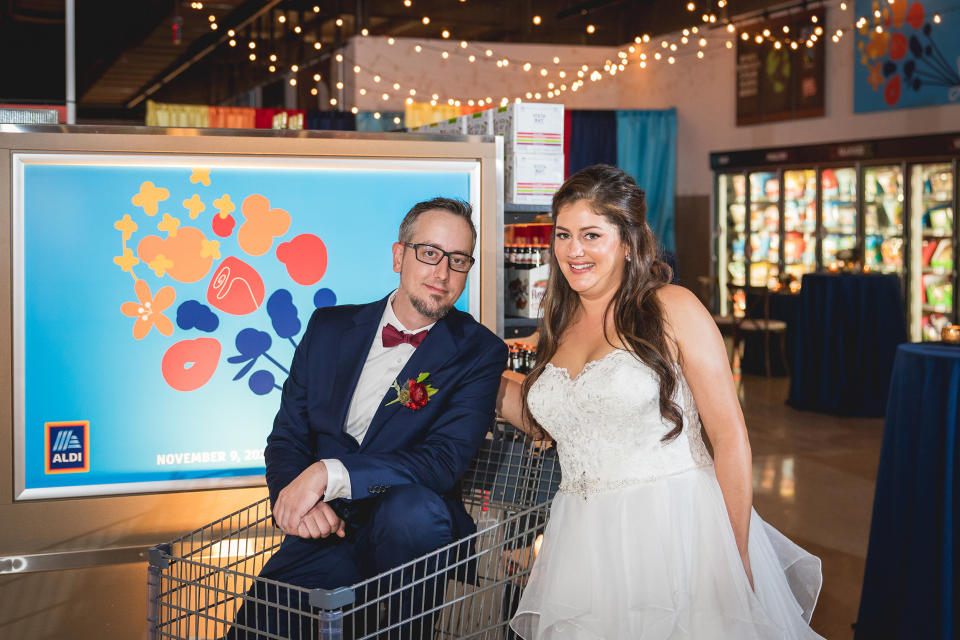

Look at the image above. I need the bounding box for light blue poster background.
[20,158,472,496]
[853,0,960,112]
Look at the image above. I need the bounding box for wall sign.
[736,8,826,125]
[854,0,960,112]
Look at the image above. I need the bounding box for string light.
[533,15,541,25]
[586,24,595,34]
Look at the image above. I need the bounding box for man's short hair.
[398,198,477,249]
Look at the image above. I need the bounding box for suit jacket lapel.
[332,296,388,433]
[360,312,460,450]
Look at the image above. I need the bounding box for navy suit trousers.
[229,484,456,640]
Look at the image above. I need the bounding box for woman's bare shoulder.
[654,284,715,342]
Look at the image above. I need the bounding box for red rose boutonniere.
[386,372,438,410]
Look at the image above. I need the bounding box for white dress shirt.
[321,292,435,501]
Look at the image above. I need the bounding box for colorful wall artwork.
[854,0,960,112]
[13,154,478,499]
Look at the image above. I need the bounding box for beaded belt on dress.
[558,462,713,499]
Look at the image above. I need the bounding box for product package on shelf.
[505,263,549,319]
[505,152,564,205]
[434,116,467,135]
[494,103,564,156]
[466,109,495,136]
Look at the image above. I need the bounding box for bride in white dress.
[497,165,824,639]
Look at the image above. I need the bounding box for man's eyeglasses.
[403,243,475,273]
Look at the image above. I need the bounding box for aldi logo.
[45,421,89,473]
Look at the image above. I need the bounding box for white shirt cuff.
[321,458,352,501]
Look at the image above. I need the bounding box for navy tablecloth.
[741,291,801,377]
[787,273,907,416]
[855,343,960,640]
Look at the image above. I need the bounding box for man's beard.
[409,292,453,320]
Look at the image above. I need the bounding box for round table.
[787,272,907,416]
[855,343,960,640]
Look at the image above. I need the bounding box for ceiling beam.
[126,0,285,108]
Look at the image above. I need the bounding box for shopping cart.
[148,420,561,640]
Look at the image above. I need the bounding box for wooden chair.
[697,277,789,376]
[696,276,740,366]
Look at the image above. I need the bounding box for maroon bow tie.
[382,323,429,348]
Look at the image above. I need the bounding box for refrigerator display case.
[910,163,954,341]
[863,165,904,274]
[711,132,959,341]
[783,169,817,279]
[821,167,858,267]
[749,171,780,287]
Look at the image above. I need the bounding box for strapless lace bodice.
[528,349,712,498]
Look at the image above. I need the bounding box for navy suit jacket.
[264,294,508,539]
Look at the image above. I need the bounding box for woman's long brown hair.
[521,164,683,441]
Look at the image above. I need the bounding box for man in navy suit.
[231,197,507,639]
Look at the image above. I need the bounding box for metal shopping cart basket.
[147,420,561,640]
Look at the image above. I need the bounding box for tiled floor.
[739,374,884,640]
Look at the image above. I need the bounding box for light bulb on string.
[314,73,321,81]
[441,29,450,38]
[278,15,286,23]
[289,78,297,86]
[468,54,476,62]
[310,87,318,95]
[414,44,422,52]
[460,40,468,48]
[314,42,322,49]
[533,15,541,25]
[586,24,595,34]
[393,117,401,125]
[336,53,343,61]
[330,98,338,105]
[335,18,343,26]
[422,16,430,24]
[359,88,367,95]
[388,37,395,45]
[360,28,368,36]
[393,82,400,90]
[294,26,301,33]
[336,81,344,89]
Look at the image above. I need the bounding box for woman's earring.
[625,254,632,262]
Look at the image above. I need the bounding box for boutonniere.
[386,372,438,410]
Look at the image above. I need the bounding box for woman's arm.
[657,285,755,588]
[497,369,548,439]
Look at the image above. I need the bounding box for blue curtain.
[356,111,404,132]
[616,109,677,252]
[568,110,617,175]
[306,110,356,130]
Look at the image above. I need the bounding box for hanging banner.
[13,154,478,499]
[736,8,826,125]
[854,0,960,112]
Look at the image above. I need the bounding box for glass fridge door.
[863,164,905,274]
[821,167,858,267]
[749,171,780,287]
[719,173,747,305]
[910,163,954,341]
[783,169,817,281]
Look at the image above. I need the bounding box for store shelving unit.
[711,132,959,341]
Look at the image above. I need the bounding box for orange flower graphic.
[120,279,176,340]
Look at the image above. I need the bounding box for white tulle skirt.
[510,465,824,640]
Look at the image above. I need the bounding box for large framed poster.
[12,151,483,499]
[736,8,826,125]
[853,0,960,112]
